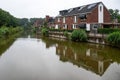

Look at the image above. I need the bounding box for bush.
[41,28,49,36]
[107,31,120,47]
[64,31,71,40]
[0,27,9,36]
[0,26,23,38]
[71,29,87,42]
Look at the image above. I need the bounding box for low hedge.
[49,29,73,32]
[98,28,120,34]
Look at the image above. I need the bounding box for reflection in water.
[0,32,21,56]
[42,37,120,77]
[0,35,120,80]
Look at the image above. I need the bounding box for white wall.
[55,25,58,29]
[63,17,65,23]
[98,3,104,23]
[86,24,90,31]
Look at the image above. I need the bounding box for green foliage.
[63,31,71,40]
[0,8,19,27]
[107,32,120,47]
[49,28,73,32]
[0,26,23,38]
[98,28,120,34]
[109,9,120,23]
[41,28,49,37]
[31,27,36,33]
[71,29,87,42]
[64,31,68,37]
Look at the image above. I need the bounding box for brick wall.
[55,4,111,30]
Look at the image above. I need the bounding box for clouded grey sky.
[0,0,120,18]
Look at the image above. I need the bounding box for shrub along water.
[63,31,71,40]
[41,28,49,37]
[0,26,23,38]
[107,31,120,47]
[71,29,87,42]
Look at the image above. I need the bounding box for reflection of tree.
[41,37,120,76]
[0,33,21,56]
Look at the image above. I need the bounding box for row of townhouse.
[45,2,120,32]
[55,2,111,31]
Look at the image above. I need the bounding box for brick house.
[45,15,55,28]
[55,2,112,31]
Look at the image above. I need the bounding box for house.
[33,19,44,28]
[45,15,55,28]
[55,2,114,31]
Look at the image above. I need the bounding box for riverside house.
[55,2,118,32]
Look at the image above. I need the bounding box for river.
[0,34,120,80]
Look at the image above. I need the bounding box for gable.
[59,2,103,16]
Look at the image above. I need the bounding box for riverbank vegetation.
[0,9,24,38]
[107,31,120,47]
[71,29,87,42]
[0,26,23,38]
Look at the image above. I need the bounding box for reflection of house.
[41,37,120,76]
[56,44,111,76]
[55,2,120,30]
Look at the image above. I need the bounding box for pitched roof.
[59,2,102,16]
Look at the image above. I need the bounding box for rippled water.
[0,35,120,80]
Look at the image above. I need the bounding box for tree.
[0,8,19,27]
[109,9,120,23]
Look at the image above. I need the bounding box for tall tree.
[109,9,120,23]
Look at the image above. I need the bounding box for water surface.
[0,35,120,80]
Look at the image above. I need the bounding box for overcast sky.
[0,0,120,18]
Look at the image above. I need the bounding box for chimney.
[46,15,50,22]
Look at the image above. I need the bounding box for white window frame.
[63,17,65,23]
[63,24,67,29]
[58,18,60,22]
[74,16,77,23]
[73,24,77,29]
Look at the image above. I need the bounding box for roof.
[59,2,102,16]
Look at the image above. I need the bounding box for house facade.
[55,2,111,31]
[45,15,55,28]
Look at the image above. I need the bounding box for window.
[58,18,60,22]
[73,24,77,29]
[63,24,67,29]
[63,17,65,23]
[74,16,77,23]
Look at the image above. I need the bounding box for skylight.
[87,3,96,9]
[79,6,85,11]
[68,8,73,13]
